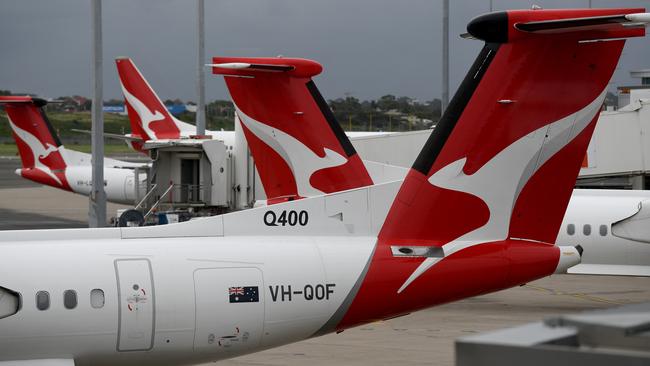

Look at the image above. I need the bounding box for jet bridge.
[129,138,234,224]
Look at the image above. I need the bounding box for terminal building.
[577,70,650,190]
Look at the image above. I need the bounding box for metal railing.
[144,183,174,220]
[134,183,158,211]
[139,183,209,220]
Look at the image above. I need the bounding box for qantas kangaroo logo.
[235,105,348,197]
[8,117,65,186]
[120,83,167,140]
[397,89,607,293]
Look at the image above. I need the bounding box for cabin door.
[115,259,155,352]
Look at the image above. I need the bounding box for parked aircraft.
[211,58,650,276]
[4,29,649,277]
[8,96,648,277]
[0,96,147,205]
[561,190,650,276]
[0,8,644,365]
[115,57,234,151]
[114,57,392,153]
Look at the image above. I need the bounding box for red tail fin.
[115,57,182,140]
[211,57,373,201]
[0,96,71,190]
[384,7,643,251]
[337,8,645,329]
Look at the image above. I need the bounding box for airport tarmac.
[1,156,649,365]
[0,157,130,229]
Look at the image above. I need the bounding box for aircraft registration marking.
[269,284,335,302]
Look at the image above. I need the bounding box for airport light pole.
[441,0,449,114]
[196,0,206,136]
[89,0,106,227]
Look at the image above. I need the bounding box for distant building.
[578,69,650,189]
[617,69,650,109]
[103,105,126,114]
[166,104,187,116]
[185,103,198,113]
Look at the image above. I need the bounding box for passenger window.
[90,289,105,309]
[36,291,50,311]
[63,290,77,309]
[600,225,608,236]
[567,224,575,236]
[583,224,591,236]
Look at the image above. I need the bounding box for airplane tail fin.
[211,57,373,201]
[0,96,71,189]
[115,57,191,140]
[337,8,647,328]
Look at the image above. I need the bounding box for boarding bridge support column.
[89,0,106,227]
[234,116,250,209]
[195,0,206,136]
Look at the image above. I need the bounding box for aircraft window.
[583,224,591,236]
[36,291,50,311]
[567,224,575,235]
[63,290,77,309]
[90,289,105,309]
[600,225,608,236]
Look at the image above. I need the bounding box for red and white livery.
[1,96,146,204]
[0,8,647,366]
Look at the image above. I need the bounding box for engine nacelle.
[554,245,583,274]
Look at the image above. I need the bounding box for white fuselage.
[1,182,650,365]
[558,189,650,276]
[16,147,148,206]
[64,165,146,205]
[0,231,373,365]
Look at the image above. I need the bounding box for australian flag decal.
[229,286,259,303]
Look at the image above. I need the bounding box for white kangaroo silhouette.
[235,105,348,198]
[120,83,166,140]
[397,89,606,293]
[8,117,64,186]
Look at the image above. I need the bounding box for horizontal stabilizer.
[515,12,650,35]
[466,9,646,43]
[70,129,144,142]
[211,57,323,78]
[0,98,34,104]
[0,97,53,107]
[207,62,295,72]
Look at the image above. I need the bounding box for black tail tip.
[32,98,48,108]
[467,11,509,43]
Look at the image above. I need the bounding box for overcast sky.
[1,0,649,102]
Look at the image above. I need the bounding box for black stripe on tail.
[306,80,357,157]
[412,42,500,175]
[33,99,63,147]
